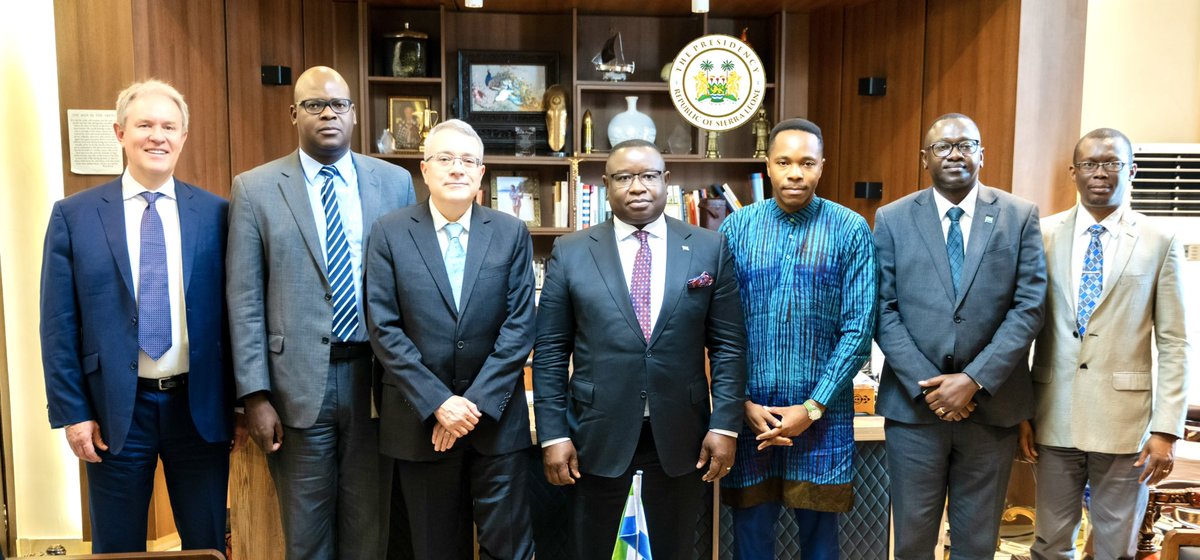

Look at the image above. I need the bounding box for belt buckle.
[157,377,171,391]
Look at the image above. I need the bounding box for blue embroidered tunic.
[718,197,877,511]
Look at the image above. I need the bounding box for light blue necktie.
[138,191,171,360]
[318,165,359,341]
[946,207,965,297]
[444,222,466,309]
[1077,224,1106,336]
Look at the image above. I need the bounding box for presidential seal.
[669,35,767,131]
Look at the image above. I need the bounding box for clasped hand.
[431,395,481,452]
[919,373,978,421]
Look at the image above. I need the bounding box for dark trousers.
[570,420,705,560]
[391,446,533,560]
[732,504,839,559]
[86,386,229,553]
[885,419,1018,560]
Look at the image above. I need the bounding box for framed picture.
[458,50,559,153]
[388,96,429,151]
[490,171,541,227]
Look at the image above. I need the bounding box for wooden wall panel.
[921,0,1021,193]
[54,0,135,197]
[1010,0,1086,214]
[835,0,925,221]
[226,0,306,180]
[780,12,810,123]
[131,0,232,198]
[805,8,844,206]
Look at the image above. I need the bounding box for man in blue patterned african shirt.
[719,118,877,559]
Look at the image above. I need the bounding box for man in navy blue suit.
[40,80,238,553]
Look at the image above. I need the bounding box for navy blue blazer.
[40,178,234,454]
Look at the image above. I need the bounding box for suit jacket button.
[1072,331,1079,339]
[321,337,330,345]
[954,316,963,323]
[324,293,332,302]
[1080,363,1088,369]
[640,391,647,399]
[645,352,652,358]
[129,362,137,370]
[457,341,465,349]
[131,316,138,325]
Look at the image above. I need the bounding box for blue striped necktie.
[138,191,171,360]
[945,207,965,297]
[319,165,359,341]
[1077,224,1106,336]
[444,222,466,309]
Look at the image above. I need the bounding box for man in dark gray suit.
[534,140,747,560]
[227,66,416,559]
[366,119,536,559]
[874,113,1046,559]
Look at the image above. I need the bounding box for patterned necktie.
[444,222,466,310]
[946,207,966,297]
[1077,224,1106,336]
[630,230,652,341]
[138,191,171,360]
[319,165,359,341]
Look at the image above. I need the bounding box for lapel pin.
[984,216,994,224]
[682,245,690,251]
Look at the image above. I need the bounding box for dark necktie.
[138,191,171,360]
[1077,224,1106,336]
[319,165,359,341]
[630,230,652,341]
[946,207,965,297]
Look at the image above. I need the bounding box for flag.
[611,470,653,560]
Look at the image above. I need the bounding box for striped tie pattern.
[945,207,965,297]
[630,230,652,341]
[1076,224,1106,336]
[137,191,171,360]
[319,165,359,341]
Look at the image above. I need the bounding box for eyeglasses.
[608,171,664,188]
[425,153,483,169]
[771,160,821,172]
[927,140,981,158]
[297,98,353,115]
[1075,161,1127,174]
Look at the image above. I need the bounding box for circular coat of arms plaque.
[669,35,767,131]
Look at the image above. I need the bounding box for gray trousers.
[886,419,1019,560]
[1030,445,1149,560]
[267,356,392,560]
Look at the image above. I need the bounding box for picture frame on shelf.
[388,96,429,152]
[458,50,559,154]
[490,171,541,227]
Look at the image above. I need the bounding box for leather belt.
[137,372,188,391]
[330,341,372,361]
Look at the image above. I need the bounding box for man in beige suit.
[1022,128,1192,559]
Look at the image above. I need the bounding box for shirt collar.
[121,169,176,201]
[932,184,979,220]
[613,213,667,241]
[1073,204,1124,238]
[431,203,473,234]
[298,149,355,185]
[771,195,824,221]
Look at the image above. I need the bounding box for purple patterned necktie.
[138,191,171,360]
[630,230,652,341]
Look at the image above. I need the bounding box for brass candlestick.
[418,109,440,152]
[705,129,720,159]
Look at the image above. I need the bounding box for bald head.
[294,66,351,104]
[923,113,978,147]
[291,66,356,164]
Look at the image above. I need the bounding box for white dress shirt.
[430,203,473,255]
[298,149,366,340]
[123,171,188,379]
[932,184,979,251]
[1070,205,1124,314]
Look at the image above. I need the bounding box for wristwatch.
[802,399,823,421]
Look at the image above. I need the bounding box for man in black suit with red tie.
[533,139,747,560]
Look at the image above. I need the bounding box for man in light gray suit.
[227,65,416,559]
[874,113,1047,559]
[1023,128,1190,559]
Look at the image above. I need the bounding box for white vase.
[607,96,656,147]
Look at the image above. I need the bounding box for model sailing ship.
[593,31,635,81]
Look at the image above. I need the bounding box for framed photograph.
[388,96,429,151]
[490,171,541,227]
[458,50,559,153]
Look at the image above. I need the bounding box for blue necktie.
[138,191,171,360]
[1077,224,1106,336]
[319,165,359,341]
[946,207,966,297]
[444,222,466,310]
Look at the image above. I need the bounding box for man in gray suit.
[874,113,1046,559]
[227,65,416,559]
[366,120,536,559]
[1023,128,1190,559]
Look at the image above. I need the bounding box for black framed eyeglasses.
[297,98,353,115]
[608,171,664,188]
[1074,161,1127,174]
[927,140,981,158]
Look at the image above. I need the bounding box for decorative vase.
[607,96,656,147]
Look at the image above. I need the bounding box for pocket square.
[687,271,714,289]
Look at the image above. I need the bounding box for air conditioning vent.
[1131,143,1200,217]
